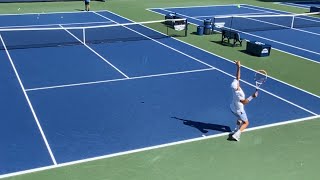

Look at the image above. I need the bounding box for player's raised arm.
[235,60,241,80]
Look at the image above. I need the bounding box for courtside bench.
[221,28,243,47]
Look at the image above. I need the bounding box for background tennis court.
[277,1,320,9]
[0,0,319,180]
[150,4,320,62]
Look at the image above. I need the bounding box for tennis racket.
[254,70,267,90]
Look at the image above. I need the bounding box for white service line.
[58,25,129,79]
[246,4,319,17]
[25,68,215,91]
[147,4,244,10]
[0,11,88,16]
[193,12,275,18]
[0,34,57,165]
[241,5,287,15]
[274,2,310,9]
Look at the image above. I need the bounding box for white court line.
[1,114,319,179]
[0,10,110,16]
[148,8,320,98]
[241,5,290,14]
[0,21,114,29]
[25,68,215,91]
[274,2,310,9]
[0,35,57,165]
[147,4,245,10]
[193,12,275,18]
[58,25,129,79]
[0,11,89,16]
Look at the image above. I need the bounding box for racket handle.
[253,90,259,98]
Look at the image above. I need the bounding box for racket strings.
[254,70,267,88]
[255,77,266,83]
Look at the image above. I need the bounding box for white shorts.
[231,109,248,121]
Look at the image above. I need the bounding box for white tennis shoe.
[232,131,241,141]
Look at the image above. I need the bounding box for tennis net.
[0,18,188,50]
[212,12,320,32]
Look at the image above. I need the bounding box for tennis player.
[230,60,258,141]
[84,0,90,11]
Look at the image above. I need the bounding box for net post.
[83,28,86,44]
[184,19,188,37]
[212,17,215,32]
[291,15,295,29]
[230,16,234,31]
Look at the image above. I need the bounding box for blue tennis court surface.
[149,4,320,63]
[0,9,320,177]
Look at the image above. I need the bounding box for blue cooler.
[197,26,204,35]
[246,41,272,57]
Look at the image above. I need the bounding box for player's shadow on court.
[172,117,231,134]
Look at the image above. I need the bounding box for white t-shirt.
[230,79,245,113]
